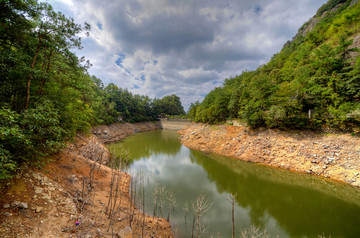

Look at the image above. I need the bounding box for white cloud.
[47,0,327,110]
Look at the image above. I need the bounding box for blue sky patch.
[115,53,126,66]
[254,6,263,14]
[97,22,103,30]
[48,0,327,111]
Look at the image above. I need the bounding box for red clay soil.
[0,138,173,238]
[179,123,360,187]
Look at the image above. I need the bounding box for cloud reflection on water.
[108,130,360,238]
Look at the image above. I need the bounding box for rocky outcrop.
[67,134,111,164]
[63,122,162,165]
[92,122,162,144]
[0,143,173,238]
[298,17,321,38]
[348,33,360,60]
[293,0,359,40]
[350,0,359,7]
[179,123,360,187]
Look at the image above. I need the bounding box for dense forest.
[188,0,360,130]
[0,0,185,179]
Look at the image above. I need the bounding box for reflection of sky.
[129,141,248,237]
[126,131,288,237]
[117,130,360,238]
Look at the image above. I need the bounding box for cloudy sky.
[47,0,327,110]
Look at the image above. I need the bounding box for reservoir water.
[107,130,360,238]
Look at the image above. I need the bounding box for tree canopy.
[188,0,360,131]
[0,0,185,179]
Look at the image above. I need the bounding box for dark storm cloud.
[48,0,327,109]
[113,10,216,54]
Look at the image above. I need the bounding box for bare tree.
[240,225,270,238]
[153,185,159,217]
[166,190,176,222]
[227,193,237,238]
[183,201,189,224]
[105,159,116,214]
[89,162,96,191]
[157,185,166,217]
[141,174,145,238]
[192,192,213,238]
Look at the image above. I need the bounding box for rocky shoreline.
[0,122,173,238]
[92,121,162,144]
[179,123,360,187]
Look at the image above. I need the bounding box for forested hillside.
[188,0,360,131]
[0,0,184,179]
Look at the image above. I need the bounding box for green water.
[107,130,360,238]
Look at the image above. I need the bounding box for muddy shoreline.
[178,123,360,187]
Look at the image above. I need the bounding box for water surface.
[107,130,360,238]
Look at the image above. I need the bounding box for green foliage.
[0,102,64,179]
[316,0,349,17]
[188,1,360,131]
[152,94,186,117]
[0,0,187,179]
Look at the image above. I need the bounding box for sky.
[46,0,327,110]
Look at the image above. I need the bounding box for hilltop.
[188,0,360,132]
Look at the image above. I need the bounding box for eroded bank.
[178,123,360,187]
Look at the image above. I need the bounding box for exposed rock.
[352,181,360,187]
[70,134,111,164]
[92,122,162,144]
[116,226,132,238]
[179,123,360,187]
[3,204,10,209]
[300,17,320,37]
[67,122,162,165]
[19,202,28,209]
[350,0,359,7]
[0,128,173,238]
[68,175,78,183]
[34,187,43,194]
[35,207,43,213]
[11,201,20,207]
[348,34,360,60]
[42,194,51,200]
[293,0,356,41]
[32,172,43,181]
[11,201,28,209]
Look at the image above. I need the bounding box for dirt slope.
[179,123,360,187]
[93,122,162,144]
[0,123,173,238]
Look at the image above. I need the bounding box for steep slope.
[0,123,173,237]
[189,0,360,131]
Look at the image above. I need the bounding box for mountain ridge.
[188,0,360,132]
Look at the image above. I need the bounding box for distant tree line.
[188,0,360,131]
[91,79,185,124]
[0,0,185,179]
